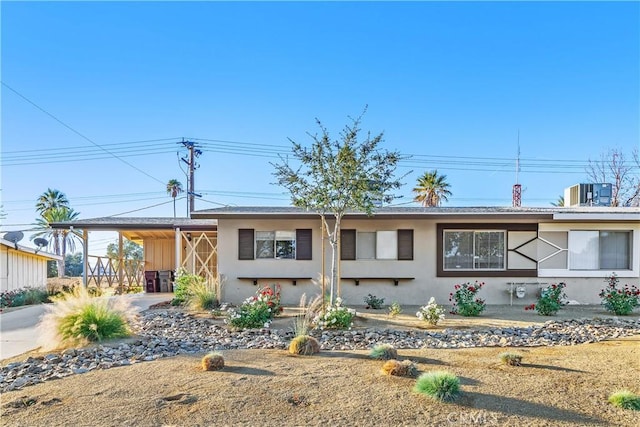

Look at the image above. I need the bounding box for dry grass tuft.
[381,359,418,377]
[288,335,320,355]
[202,352,225,371]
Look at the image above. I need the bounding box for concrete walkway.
[0,293,172,361]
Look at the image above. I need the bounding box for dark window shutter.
[341,229,356,260]
[397,229,414,260]
[296,229,312,260]
[238,229,254,260]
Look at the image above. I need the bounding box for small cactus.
[369,343,398,360]
[381,359,418,377]
[202,352,225,371]
[289,335,320,355]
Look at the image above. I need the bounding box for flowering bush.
[313,297,355,330]
[599,274,640,315]
[449,281,486,316]
[225,284,282,329]
[525,283,567,316]
[416,297,445,325]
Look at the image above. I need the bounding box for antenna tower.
[512,132,522,207]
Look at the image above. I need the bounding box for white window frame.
[569,230,631,271]
[443,230,506,271]
[255,230,296,260]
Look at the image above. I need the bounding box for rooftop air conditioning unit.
[564,183,612,207]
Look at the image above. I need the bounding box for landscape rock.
[1,310,638,393]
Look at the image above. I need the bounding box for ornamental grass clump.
[608,390,640,411]
[289,335,321,356]
[500,352,523,366]
[381,359,418,377]
[37,287,137,350]
[201,352,225,371]
[289,294,322,355]
[525,283,567,316]
[369,343,398,360]
[186,281,218,311]
[449,281,485,316]
[414,371,461,402]
[599,273,640,315]
[225,284,283,330]
[416,297,445,325]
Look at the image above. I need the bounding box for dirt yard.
[1,306,639,427]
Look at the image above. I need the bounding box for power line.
[1,81,167,185]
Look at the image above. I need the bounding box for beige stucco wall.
[0,245,50,292]
[217,217,640,307]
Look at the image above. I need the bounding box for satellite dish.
[3,231,24,249]
[34,238,48,248]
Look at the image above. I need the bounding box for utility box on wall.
[564,183,612,207]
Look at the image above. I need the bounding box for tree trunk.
[327,216,341,306]
[54,231,64,278]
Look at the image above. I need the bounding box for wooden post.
[118,232,124,294]
[82,229,88,288]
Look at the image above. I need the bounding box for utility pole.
[179,139,202,216]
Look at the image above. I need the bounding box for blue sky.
[1,1,639,254]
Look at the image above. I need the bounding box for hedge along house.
[1,238,62,292]
[50,217,218,294]
[190,206,640,306]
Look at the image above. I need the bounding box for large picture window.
[569,230,631,270]
[444,230,505,271]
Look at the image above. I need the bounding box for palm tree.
[36,188,69,216]
[166,179,184,218]
[32,207,81,277]
[550,195,565,207]
[412,170,452,207]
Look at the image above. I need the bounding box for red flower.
[468,287,475,292]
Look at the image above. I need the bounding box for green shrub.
[388,301,402,318]
[608,390,640,411]
[313,297,355,330]
[0,287,49,308]
[369,343,398,360]
[500,352,523,366]
[599,274,640,315]
[414,371,461,402]
[23,287,50,305]
[526,283,567,316]
[225,285,282,329]
[449,281,486,316]
[364,294,384,309]
[416,297,445,325]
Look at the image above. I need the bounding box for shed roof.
[0,239,62,260]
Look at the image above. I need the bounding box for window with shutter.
[238,229,255,260]
[397,229,414,260]
[341,229,356,260]
[296,229,312,260]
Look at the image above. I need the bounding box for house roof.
[190,206,640,221]
[50,217,217,231]
[0,238,62,260]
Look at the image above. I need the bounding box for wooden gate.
[180,231,218,294]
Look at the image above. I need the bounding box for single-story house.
[0,238,62,292]
[52,206,639,306]
[191,206,639,306]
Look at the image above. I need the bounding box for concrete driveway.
[0,293,172,361]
